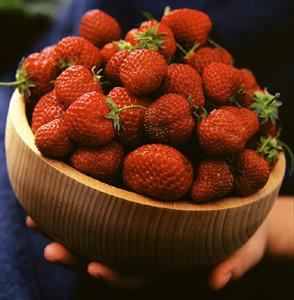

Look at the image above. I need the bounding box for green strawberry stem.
[163,6,171,16]
[176,43,189,56]
[105,97,145,132]
[91,67,103,83]
[0,79,26,86]
[208,38,226,51]
[187,96,207,120]
[141,10,156,21]
[184,42,201,59]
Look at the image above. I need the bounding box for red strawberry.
[238,68,261,107]
[241,68,260,91]
[197,108,248,156]
[161,8,212,47]
[104,50,130,84]
[191,160,233,203]
[0,52,57,98]
[119,49,167,95]
[108,87,147,147]
[31,90,65,134]
[100,41,119,64]
[64,91,115,146]
[40,45,56,57]
[54,36,102,70]
[35,119,74,158]
[123,144,193,200]
[124,28,139,46]
[186,47,233,74]
[144,93,195,145]
[136,21,176,60]
[202,62,244,104]
[260,120,279,138]
[70,141,124,183]
[55,65,102,107]
[162,63,205,107]
[79,9,121,47]
[218,106,259,140]
[234,149,270,196]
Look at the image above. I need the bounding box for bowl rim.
[7,89,286,212]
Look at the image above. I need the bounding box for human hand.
[26,196,294,290]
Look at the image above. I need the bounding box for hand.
[25,196,294,290]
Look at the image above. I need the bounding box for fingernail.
[87,264,102,279]
[219,272,232,289]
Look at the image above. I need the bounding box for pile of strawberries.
[6,7,284,203]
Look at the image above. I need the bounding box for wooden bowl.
[5,90,286,273]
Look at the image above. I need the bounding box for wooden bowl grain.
[5,90,286,273]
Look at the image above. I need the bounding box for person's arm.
[26,196,294,289]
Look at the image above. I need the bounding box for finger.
[25,216,38,230]
[87,262,150,289]
[44,242,87,273]
[208,220,268,290]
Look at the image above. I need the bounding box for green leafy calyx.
[251,88,282,124]
[135,22,167,51]
[115,40,134,51]
[257,136,283,164]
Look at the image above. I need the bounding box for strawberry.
[70,141,124,183]
[100,41,119,64]
[54,36,102,70]
[197,108,248,156]
[162,63,205,107]
[218,106,259,140]
[238,68,261,107]
[136,21,176,60]
[64,91,115,146]
[202,62,244,104]
[234,149,270,196]
[123,144,193,200]
[79,9,121,48]
[119,49,167,95]
[124,28,139,46]
[31,90,65,134]
[104,50,130,84]
[108,87,147,147]
[241,68,260,91]
[0,52,57,99]
[101,40,134,65]
[40,44,56,57]
[186,47,233,74]
[35,119,74,158]
[54,65,102,107]
[144,93,195,145]
[161,8,212,47]
[191,160,233,203]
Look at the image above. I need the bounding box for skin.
[26,196,294,290]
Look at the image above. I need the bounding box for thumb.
[208,218,268,290]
